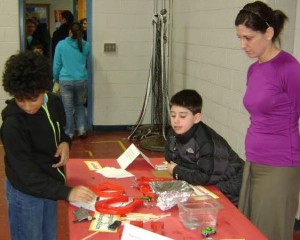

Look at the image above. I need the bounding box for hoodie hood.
[2,99,26,121]
[1,98,44,122]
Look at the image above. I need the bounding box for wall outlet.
[104,43,116,52]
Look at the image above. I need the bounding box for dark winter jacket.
[165,122,244,205]
[1,93,72,201]
[51,22,72,60]
[32,23,51,57]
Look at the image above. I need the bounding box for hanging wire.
[128,0,169,151]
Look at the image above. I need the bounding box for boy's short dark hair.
[2,51,52,99]
[170,89,203,114]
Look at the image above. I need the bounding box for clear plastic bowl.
[176,195,223,230]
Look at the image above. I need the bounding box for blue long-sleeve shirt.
[53,37,90,81]
[244,51,300,167]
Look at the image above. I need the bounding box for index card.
[116,143,154,169]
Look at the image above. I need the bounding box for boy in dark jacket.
[1,51,95,240]
[165,89,244,205]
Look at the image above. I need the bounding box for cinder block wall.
[91,0,155,126]
[0,0,20,113]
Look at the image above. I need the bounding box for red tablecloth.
[66,158,267,240]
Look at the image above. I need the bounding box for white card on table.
[121,223,174,240]
[117,143,154,169]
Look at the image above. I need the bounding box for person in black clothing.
[165,89,244,205]
[1,51,96,240]
[25,18,39,51]
[51,10,74,60]
[31,15,51,57]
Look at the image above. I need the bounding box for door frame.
[19,0,94,130]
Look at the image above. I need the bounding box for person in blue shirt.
[53,22,90,139]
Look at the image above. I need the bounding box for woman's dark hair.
[80,18,87,25]
[170,89,203,114]
[70,22,83,52]
[235,1,288,45]
[2,51,52,98]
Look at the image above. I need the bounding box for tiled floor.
[1,130,300,240]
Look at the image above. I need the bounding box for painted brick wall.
[0,0,20,114]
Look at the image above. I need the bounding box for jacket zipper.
[42,94,66,182]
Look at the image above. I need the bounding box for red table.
[66,158,267,240]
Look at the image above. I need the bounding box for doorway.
[19,0,94,130]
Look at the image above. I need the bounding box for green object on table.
[201,226,217,237]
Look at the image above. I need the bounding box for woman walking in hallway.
[53,22,90,139]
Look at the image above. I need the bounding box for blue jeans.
[59,80,87,137]
[5,180,57,240]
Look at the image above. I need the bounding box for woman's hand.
[52,142,70,168]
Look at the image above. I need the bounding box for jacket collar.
[175,123,199,143]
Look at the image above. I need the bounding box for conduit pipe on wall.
[128,0,170,152]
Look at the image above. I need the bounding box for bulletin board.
[26,4,50,29]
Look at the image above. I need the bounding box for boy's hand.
[53,142,70,167]
[167,161,177,174]
[68,186,96,202]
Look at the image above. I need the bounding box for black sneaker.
[78,132,87,139]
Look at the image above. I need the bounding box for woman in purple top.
[235,1,300,239]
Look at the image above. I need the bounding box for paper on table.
[70,197,97,211]
[117,143,154,169]
[89,212,120,232]
[121,223,174,240]
[190,185,219,199]
[96,167,134,178]
[84,160,102,171]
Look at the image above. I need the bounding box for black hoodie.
[1,93,72,201]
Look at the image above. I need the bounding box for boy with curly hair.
[1,51,95,240]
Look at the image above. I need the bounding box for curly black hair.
[2,51,52,99]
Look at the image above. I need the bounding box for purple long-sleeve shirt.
[243,51,300,167]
